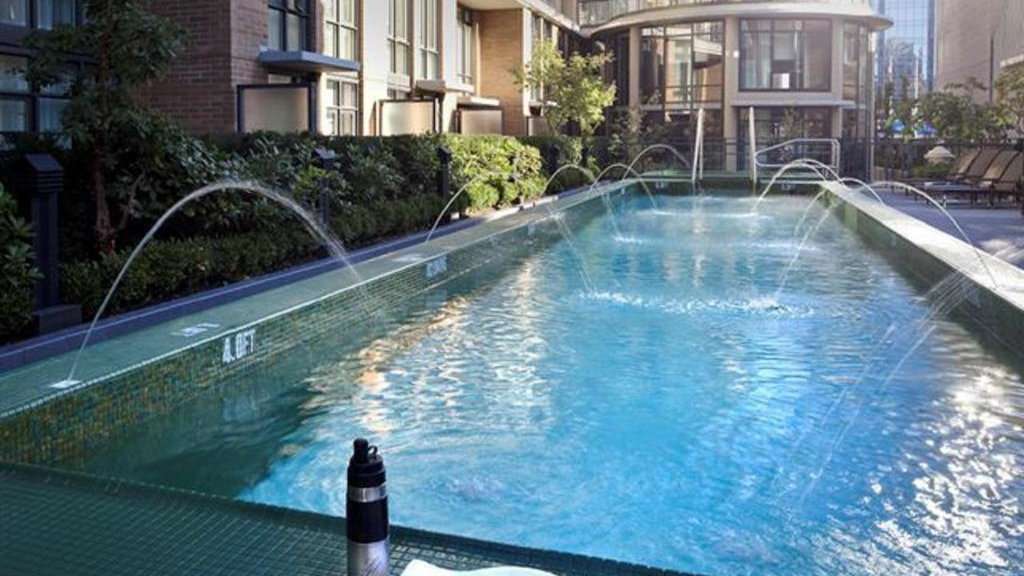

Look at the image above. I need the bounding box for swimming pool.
[82,193,1024,576]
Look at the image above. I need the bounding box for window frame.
[324,76,359,136]
[388,0,411,77]
[639,22,724,109]
[739,18,832,93]
[268,0,309,52]
[0,51,72,135]
[456,6,474,86]
[323,0,358,61]
[418,0,439,80]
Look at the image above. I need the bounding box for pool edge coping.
[0,181,629,419]
[823,182,1024,349]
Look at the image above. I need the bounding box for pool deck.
[0,462,693,576]
[877,189,1024,266]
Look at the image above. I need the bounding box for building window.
[640,22,723,108]
[268,0,308,51]
[1,0,77,28]
[0,53,70,134]
[740,19,831,91]
[324,0,357,61]
[0,55,29,133]
[0,0,27,26]
[456,7,474,86]
[418,0,439,80]
[324,77,358,135]
[531,14,556,102]
[388,0,410,76]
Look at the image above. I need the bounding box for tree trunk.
[92,148,114,254]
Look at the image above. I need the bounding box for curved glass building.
[581,0,891,167]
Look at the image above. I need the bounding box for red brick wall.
[139,0,237,134]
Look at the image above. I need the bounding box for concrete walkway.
[876,189,1024,266]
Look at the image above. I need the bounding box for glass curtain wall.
[639,22,723,108]
[740,19,831,91]
[843,23,871,139]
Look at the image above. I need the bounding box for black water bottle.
[347,438,389,576]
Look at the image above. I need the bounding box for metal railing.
[578,0,872,26]
[754,138,841,179]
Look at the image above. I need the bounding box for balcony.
[579,0,874,27]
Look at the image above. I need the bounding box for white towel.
[400,559,556,576]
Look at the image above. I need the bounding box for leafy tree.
[0,183,41,340]
[24,0,185,253]
[917,78,1010,141]
[514,41,617,140]
[996,64,1024,135]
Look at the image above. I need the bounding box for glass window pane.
[341,0,354,25]
[342,82,357,107]
[803,21,830,90]
[339,27,355,60]
[0,55,29,93]
[0,98,28,132]
[325,80,339,106]
[36,0,75,29]
[324,23,337,57]
[325,0,336,21]
[286,13,303,50]
[0,0,27,26]
[38,97,68,132]
[268,10,284,50]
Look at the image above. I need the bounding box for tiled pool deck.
[878,189,1024,266]
[0,462,694,576]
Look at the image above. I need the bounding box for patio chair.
[922,147,1013,202]
[903,147,980,186]
[934,151,1022,206]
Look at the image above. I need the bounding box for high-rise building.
[935,0,1024,102]
[873,0,935,99]
[2,0,892,145]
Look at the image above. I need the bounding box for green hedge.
[517,135,591,194]
[61,228,322,320]
[0,184,40,343]
[3,132,591,343]
[443,135,546,210]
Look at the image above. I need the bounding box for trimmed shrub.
[61,228,322,320]
[443,135,545,211]
[0,184,40,343]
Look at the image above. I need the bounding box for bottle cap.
[348,438,386,488]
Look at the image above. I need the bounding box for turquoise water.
[85,194,1024,576]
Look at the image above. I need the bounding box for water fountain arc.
[624,144,693,187]
[64,180,361,385]
[585,162,658,209]
[869,180,1002,290]
[425,169,524,242]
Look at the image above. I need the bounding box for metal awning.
[258,50,360,74]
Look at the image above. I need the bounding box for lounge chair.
[922,148,1014,203]
[903,147,980,187]
[931,151,1022,206]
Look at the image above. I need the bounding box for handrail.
[691,108,705,186]
[754,138,841,178]
[748,107,757,184]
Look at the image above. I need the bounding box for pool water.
[84,194,1024,576]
